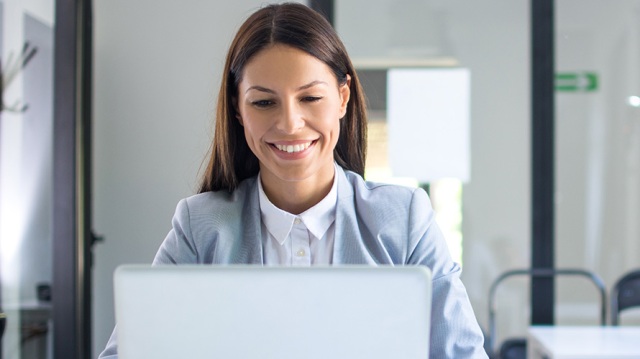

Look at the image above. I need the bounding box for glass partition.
[555,0,640,326]
[336,0,640,343]
[0,0,55,358]
[336,0,640,349]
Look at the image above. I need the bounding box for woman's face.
[236,44,350,189]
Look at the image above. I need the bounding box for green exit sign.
[556,72,598,92]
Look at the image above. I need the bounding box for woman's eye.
[252,100,274,108]
[302,96,322,103]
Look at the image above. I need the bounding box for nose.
[276,100,305,134]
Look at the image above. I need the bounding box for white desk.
[528,326,640,359]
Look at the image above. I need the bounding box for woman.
[99,3,488,358]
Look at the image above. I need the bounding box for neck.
[260,167,335,215]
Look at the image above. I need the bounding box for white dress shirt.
[258,173,337,266]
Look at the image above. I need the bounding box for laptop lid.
[114,265,432,359]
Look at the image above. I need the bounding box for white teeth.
[275,142,311,153]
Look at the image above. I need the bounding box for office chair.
[0,311,5,358]
[498,338,527,359]
[487,268,607,359]
[610,269,640,325]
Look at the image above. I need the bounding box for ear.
[338,74,351,118]
[232,97,243,126]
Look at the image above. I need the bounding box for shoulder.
[341,168,427,209]
[176,176,259,219]
[335,166,438,266]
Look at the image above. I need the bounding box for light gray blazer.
[99,166,488,358]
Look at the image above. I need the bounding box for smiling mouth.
[273,141,314,153]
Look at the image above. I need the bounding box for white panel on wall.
[387,68,470,183]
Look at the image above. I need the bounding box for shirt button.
[296,249,306,257]
[294,218,301,225]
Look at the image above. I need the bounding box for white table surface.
[528,325,640,359]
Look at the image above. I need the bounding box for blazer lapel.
[230,169,379,266]
[332,167,377,265]
[232,177,265,265]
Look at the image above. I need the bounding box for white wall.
[439,0,531,341]
[91,1,305,356]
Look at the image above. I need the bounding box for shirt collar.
[258,168,338,245]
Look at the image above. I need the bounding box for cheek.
[239,110,266,137]
[244,123,262,143]
[240,117,261,147]
[241,121,266,156]
[311,99,343,127]
[313,110,341,143]
[326,106,343,133]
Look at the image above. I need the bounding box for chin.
[274,169,315,183]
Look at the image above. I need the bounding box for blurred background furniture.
[610,269,640,326]
[20,304,50,359]
[0,311,5,358]
[528,325,640,359]
[487,268,607,359]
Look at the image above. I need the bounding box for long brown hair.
[199,2,367,193]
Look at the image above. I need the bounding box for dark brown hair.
[199,2,368,193]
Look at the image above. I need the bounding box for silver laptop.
[114,265,432,359]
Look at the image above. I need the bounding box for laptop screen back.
[114,265,432,359]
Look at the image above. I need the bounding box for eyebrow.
[297,80,327,91]
[245,80,328,94]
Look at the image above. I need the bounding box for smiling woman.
[199,2,368,196]
[98,3,488,359]
[236,44,350,213]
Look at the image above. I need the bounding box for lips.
[273,141,313,153]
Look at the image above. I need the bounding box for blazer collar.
[239,166,376,265]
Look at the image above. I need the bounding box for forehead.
[240,44,337,89]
